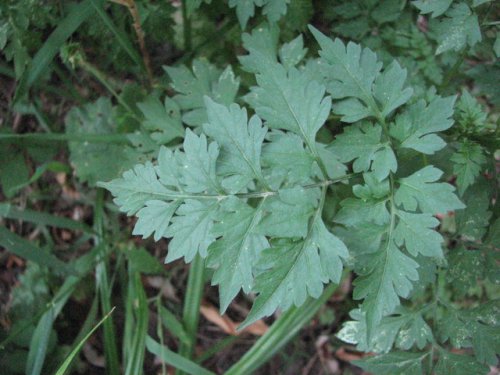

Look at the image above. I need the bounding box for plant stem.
[94,189,121,375]
[0,132,131,144]
[110,0,154,85]
[176,255,205,375]
[225,283,337,375]
[182,0,192,52]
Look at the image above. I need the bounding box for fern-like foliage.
[96,20,500,371]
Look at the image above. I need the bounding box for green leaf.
[99,160,172,215]
[353,351,428,375]
[203,98,267,191]
[133,200,180,241]
[241,216,348,328]
[255,187,318,238]
[335,174,390,226]
[390,96,456,155]
[65,97,139,186]
[455,180,492,240]
[435,350,489,375]
[165,60,240,127]
[137,96,184,144]
[207,197,269,312]
[373,60,413,118]
[451,141,487,195]
[229,0,289,28]
[394,210,444,257]
[433,3,482,55]
[338,308,433,353]
[245,64,331,149]
[310,25,381,118]
[330,122,396,181]
[354,240,419,338]
[395,166,465,214]
[412,0,453,17]
[262,132,315,185]
[240,24,280,72]
[165,200,219,262]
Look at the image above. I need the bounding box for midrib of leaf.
[364,110,400,342]
[365,176,397,341]
[110,174,355,202]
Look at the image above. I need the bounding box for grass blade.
[0,202,93,233]
[94,188,121,375]
[55,307,116,375]
[89,0,145,72]
[0,226,71,274]
[158,304,190,346]
[25,272,86,375]
[0,132,131,144]
[146,336,215,375]
[14,0,95,101]
[124,272,148,375]
[225,283,338,375]
[176,255,205,375]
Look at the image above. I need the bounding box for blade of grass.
[0,245,103,350]
[55,307,116,375]
[225,283,338,375]
[146,336,215,375]
[158,303,190,346]
[94,188,120,375]
[176,255,205,375]
[0,132,131,144]
[14,0,95,102]
[0,202,92,233]
[7,161,72,192]
[89,0,145,72]
[124,271,148,375]
[0,226,71,274]
[25,266,94,375]
[195,335,239,364]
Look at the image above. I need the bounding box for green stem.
[182,0,192,52]
[225,283,337,375]
[94,189,120,375]
[0,132,131,144]
[176,255,205,375]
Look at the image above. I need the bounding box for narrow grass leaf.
[14,0,95,101]
[0,203,93,233]
[55,307,116,375]
[0,226,71,274]
[145,336,215,375]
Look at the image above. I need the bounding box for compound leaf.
[203,98,267,191]
[451,141,487,195]
[207,198,269,312]
[353,351,428,375]
[165,60,240,126]
[353,240,420,339]
[330,122,396,181]
[241,216,348,328]
[394,211,444,258]
[433,3,482,55]
[390,96,456,155]
[395,166,464,214]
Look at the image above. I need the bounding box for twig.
[111,0,154,85]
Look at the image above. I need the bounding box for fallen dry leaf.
[200,303,268,336]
